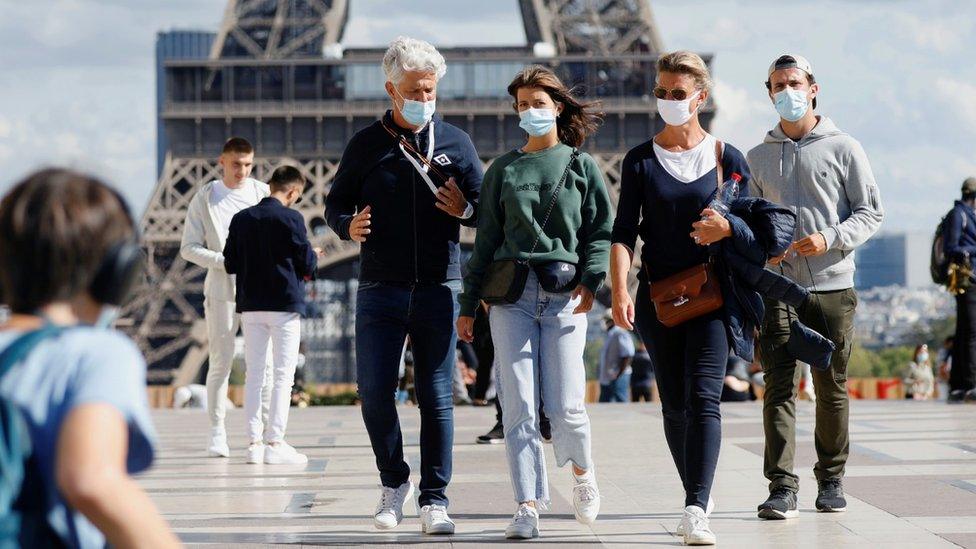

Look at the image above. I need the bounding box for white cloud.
[935,77,976,131]
[709,79,775,151]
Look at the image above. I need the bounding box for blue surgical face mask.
[773,88,810,122]
[394,86,436,127]
[518,107,558,137]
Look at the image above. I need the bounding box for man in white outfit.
[181,136,272,457]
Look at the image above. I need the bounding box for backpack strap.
[0,326,64,379]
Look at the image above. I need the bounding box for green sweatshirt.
[458,143,612,317]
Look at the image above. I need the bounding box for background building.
[855,232,932,290]
[122,0,717,385]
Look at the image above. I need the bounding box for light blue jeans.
[490,270,592,507]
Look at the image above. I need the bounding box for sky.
[0,0,974,234]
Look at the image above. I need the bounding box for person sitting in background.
[721,355,755,402]
[0,169,179,548]
[630,340,656,402]
[902,344,935,400]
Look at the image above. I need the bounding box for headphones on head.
[88,188,144,307]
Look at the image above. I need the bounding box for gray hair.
[382,36,447,84]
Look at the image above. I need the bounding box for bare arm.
[56,404,180,549]
[610,243,635,330]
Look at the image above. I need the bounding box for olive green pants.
[759,289,857,493]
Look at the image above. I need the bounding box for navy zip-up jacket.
[944,200,976,262]
[224,197,317,315]
[324,111,483,283]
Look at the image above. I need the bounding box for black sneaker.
[948,390,966,404]
[758,487,799,520]
[540,417,552,442]
[965,388,976,403]
[815,479,846,512]
[477,422,504,444]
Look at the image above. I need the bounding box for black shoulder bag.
[480,149,579,305]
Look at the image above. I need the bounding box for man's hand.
[768,252,788,266]
[314,247,325,258]
[572,285,595,314]
[435,178,468,217]
[456,315,475,343]
[690,208,732,246]
[349,206,372,243]
[793,232,828,257]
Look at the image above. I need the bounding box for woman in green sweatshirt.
[456,66,612,540]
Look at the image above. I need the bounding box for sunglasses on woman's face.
[653,87,698,101]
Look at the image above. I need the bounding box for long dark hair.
[507,65,603,148]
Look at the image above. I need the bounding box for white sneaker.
[420,504,455,535]
[572,469,601,524]
[680,505,716,546]
[246,442,265,464]
[374,481,414,530]
[505,503,539,539]
[207,427,230,458]
[263,442,308,465]
[677,497,714,536]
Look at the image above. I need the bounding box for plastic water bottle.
[706,172,742,217]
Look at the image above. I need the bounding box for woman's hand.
[456,315,475,343]
[690,208,732,246]
[571,285,594,314]
[611,289,635,330]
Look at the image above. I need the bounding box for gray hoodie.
[746,116,884,291]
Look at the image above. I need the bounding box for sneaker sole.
[816,506,846,513]
[505,528,539,539]
[422,524,455,535]
[758,508,799,520]
[476,438,504,444]
[685,536,716,546]
[374,519,399,530]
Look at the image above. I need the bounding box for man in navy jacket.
[224,166,320,466]
[944,176,976,402]
[324,37,482,535]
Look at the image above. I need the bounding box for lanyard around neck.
[381,120,443,195]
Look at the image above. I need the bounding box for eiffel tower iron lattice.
[124,0,683,384]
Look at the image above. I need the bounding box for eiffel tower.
[123,0,715,385]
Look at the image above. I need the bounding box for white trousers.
[241,311,302,443]
[204,299,272,430]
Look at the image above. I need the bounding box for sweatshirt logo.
[433,154,452,166]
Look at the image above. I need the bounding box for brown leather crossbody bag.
[649,140,725,328]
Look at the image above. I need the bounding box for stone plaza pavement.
[144,400,976,548]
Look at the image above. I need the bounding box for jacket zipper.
[412,131,421,283]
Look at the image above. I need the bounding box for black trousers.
[952,291,976,392]
[635,282,728,509]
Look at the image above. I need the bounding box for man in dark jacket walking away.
[944,177,976,403]
[224,165,320,466]
[324,36,482,535]
[747,54,883,520]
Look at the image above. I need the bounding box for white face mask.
[657,92,700,127]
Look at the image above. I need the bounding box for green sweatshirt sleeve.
[459,164,505,317]
[578,154,612,294]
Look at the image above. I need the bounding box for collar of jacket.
[382,110,437,138]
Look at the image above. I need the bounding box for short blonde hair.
[656,50,712,91]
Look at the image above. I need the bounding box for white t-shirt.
[653,133,723,184]
[209,179,262,241]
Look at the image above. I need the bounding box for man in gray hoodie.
[747,54,883,520]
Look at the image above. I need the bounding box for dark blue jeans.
[356,280,460,507]
[635,282,727,509]
[599,373,631,403]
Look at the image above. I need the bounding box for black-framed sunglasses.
[652,86,698,101]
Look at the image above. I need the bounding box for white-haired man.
[325,36,483,535]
